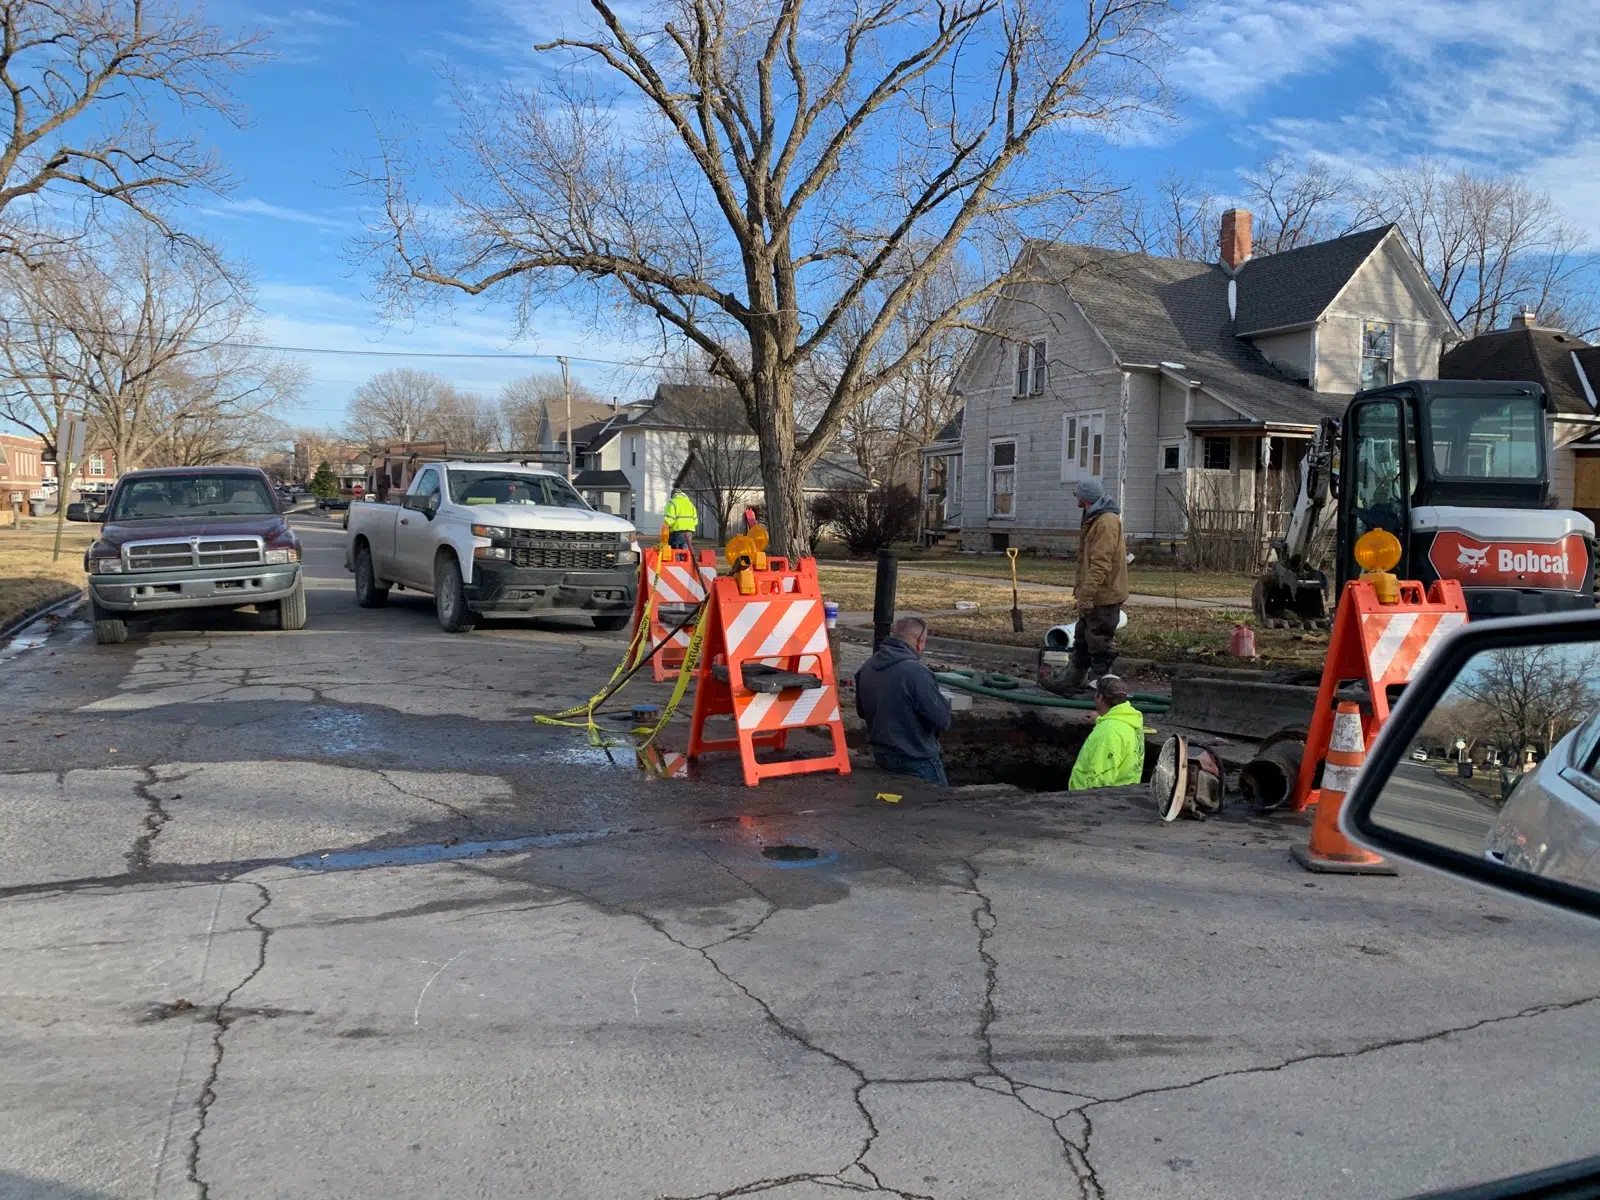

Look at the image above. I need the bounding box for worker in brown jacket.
[1065,478,1129,689]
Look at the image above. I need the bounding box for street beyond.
[2,515,1597,1200]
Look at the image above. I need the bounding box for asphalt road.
[1,514,1597,1200]
[1370,761,1502,858]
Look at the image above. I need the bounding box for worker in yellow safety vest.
[664,490,699,551]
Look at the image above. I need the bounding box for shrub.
[810,483,918,556]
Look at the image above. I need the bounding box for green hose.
[935,670,1171,714]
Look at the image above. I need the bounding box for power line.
[0,313,668,371]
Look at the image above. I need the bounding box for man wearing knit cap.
[1065,477,1129,690]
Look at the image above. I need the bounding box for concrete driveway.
[1,514,1597,1200]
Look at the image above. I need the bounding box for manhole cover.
[761,844,820,862]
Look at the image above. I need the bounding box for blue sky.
[175,0,1600,431]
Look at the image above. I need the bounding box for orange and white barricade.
[685,557,851,787]
[1290,573,1467,816]
[631,547,719,681]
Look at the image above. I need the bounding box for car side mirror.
[66,502,90,522]
[1344,610,1600,920]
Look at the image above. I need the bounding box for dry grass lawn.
[929,602,1330,668]
[819,550,1254,599]
[0,519,94,628]
[816,566,1031,613]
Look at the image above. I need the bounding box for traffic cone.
[1290,701,1397,875]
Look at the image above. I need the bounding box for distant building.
[0,433,46,509]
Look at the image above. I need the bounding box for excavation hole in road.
[762,844,820,862]
[936,717,1159,791]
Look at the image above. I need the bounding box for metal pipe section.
[1239,739,1306,811]
[872,550,898,650]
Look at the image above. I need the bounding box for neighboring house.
[537,397,623,467]
[673,447,869,542]
[941,209,1462,554]
[0,433,45,508]
[1439,310,1600,527]
[919,411,964,542]
[78,447,117,494]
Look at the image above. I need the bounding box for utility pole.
[559,356,574,481]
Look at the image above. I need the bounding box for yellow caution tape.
[877,792,902,804]
[632,602,710,750]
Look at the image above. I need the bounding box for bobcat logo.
[1456,545,1489,572]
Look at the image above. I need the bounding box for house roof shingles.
[1035,243,1352,427]
[1230,225,1395,335]
[1440,325,1600,416]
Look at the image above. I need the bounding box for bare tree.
[1240,155,1353,255]
[499,371,605,449]
[1352,162,1597,337]
[1453,644,1600,762]
[344,368,452,449]
[0,1,263,257]
[362,0,1176,556]
[1094,170,1217,261]
[9,225,305,472]
[432,387,501,451]
[0,251,90,471]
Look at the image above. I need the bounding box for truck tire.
[91,599,128,645]
[434,555,476,633]
[354,545,389,608]
[592,614,630,632]
[265,580,308,630]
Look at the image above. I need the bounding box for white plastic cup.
[823,600,839,630]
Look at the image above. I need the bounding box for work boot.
[1049,663,1088,694]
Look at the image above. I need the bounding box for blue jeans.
[668,531,692,550]
[872,746,948,786]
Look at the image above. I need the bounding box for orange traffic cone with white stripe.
[1290,701,1397,875]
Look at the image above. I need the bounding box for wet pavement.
[2,513,1598,1200]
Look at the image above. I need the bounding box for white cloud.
[200,197,362,234]
[1175,0,1600,240]
[288,7,356,27]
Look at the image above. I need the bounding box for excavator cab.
[1335,380,1595,618]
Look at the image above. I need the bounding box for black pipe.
[873,549,898,650]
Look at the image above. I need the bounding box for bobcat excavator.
[1253,379,1596,624]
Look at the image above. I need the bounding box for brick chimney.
[1220,208,1252,273]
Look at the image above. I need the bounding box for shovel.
[1006,547,1024,633]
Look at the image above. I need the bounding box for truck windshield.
[108,475,277,520]
[448,470,590,510]
[1428,394,1542,480]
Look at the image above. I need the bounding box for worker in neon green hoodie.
[1069,675,1145,790]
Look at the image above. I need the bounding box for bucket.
[823,600,838,630]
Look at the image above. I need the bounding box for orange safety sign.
[630,546,719,681]
[1291,575,1467,815]
[685,556,851,787]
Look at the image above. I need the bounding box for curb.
[0,587,85,642]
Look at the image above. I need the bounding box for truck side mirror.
[66,502,90,522]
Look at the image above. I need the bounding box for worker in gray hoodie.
[854,616,953,786]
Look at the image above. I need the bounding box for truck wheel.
[354,546,389,608]
[268,580,308,630]
[91,600,128,645]
[434,555,476,633]
[592,614,630,632]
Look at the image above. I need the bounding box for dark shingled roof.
[675,447,868,493]
[1440,325,1600,416]
[1231,225,1395,335]
[572,468,632,490]
[926,410,963,447]
[630,383,751,431]
[1035,243,1350,426]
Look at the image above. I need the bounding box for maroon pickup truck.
[69,466,306,644]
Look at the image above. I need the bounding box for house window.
[88,454,105,476]
[1202,436,1232,471]
[1361,321,1393,391]
[628,435,640,468]
[1161,442,1182,473]
[989,440,1016,517]
[1061,411,1105,481]
[1014,340,1047,397]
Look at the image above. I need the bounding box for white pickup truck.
[344,461,639,632]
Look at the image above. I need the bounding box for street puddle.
[288,828,624,871]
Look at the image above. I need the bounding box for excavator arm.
[1253,416,1340,624]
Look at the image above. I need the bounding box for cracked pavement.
[2,516,1598,1200]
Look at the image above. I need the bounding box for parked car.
[318,495,350,512]
[69,466,305,644]
[1411,749,1428,761]
[344,461,637,632]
